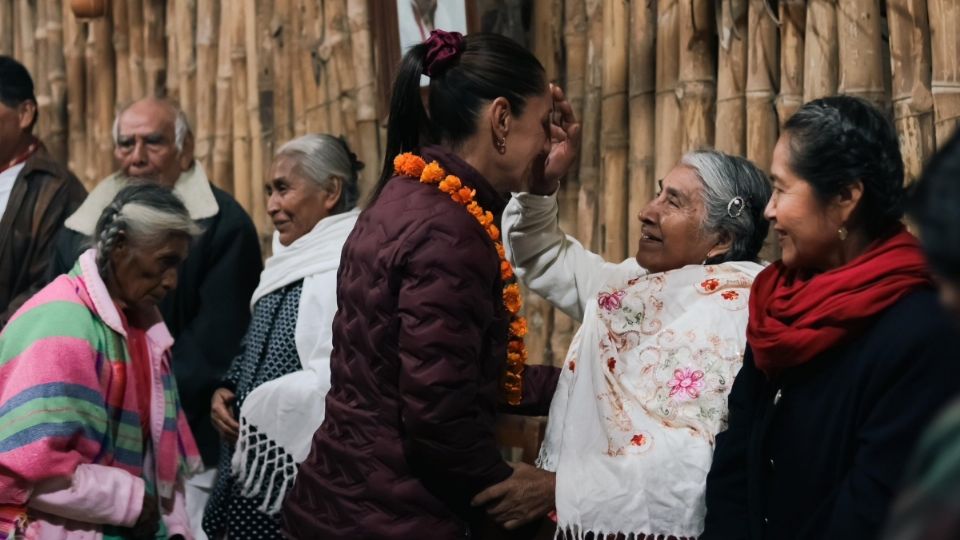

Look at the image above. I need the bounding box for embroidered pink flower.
[701,278,720,292]
[630,434,646,446]
[668,368,705,400]
[597,290,627,311]
[568,360,576,372]
[607,358,617,372]
[721,290,740,301]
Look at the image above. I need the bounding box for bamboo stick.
[927,0,960,146]
[302,1,326,134]
[628,0,656,251]
[348,0,379,199]
[175,0,197,126]
[63,3,87,184]
[143,0,165,95]
[83,20,97,183]
[837,0,887,110]
[560,0,585,241]
[231,0,252,211]
[212,0,233,191]
[746,0,778,172]
[0,0,12,55]
[127,0,146,99]
[245,0,269,234]
[91,18,115,180]
[164,0,179,101]
[576,0,603,251]
[290,0,306,136]
[716,0,748,156]
[195,0,218,173]
[803,0,838,102]
[777,0,805,125]
[33,0,49,144]
[16,0,36,77]
[113,0,132,105]
[272,0,293,145]
[532,0,561,81]
[45,0,66,163]
[677,0,716,151]
[887,0,935,183]
[326,0,355,144]
[600,0,628,261]
[655,0,682,179]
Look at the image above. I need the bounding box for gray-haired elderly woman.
[202,134,361,539]
[470,150,771,538]
[0,183,202,540]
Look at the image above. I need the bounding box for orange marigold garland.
[394,152,527,405]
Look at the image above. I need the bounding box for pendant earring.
[496,137,506,155]
[838,226,848,241]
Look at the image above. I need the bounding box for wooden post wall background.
[5,0,959,367]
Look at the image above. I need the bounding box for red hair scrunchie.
[424,29,465,77]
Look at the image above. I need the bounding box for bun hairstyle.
[370,30,547,204]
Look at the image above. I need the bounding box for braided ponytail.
[95,200,128,273]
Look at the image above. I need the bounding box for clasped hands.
[471,461,556,530]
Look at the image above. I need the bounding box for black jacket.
[703,289,960,540]
[50,185,262,465]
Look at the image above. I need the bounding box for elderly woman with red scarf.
[702,96,960,540]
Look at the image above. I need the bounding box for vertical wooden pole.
[176,0,197,125]
[927,0,960,146]
[212,0,233,191]
[677,0,716,151]
[83,19,98,182]
[600,0,628,262]
[837,0,887,110]
[92,18,116,180]
[164,0,179,101]
[777,0,805,125]
[746,0,778,172]
[195,0,218,173]
[113,0,132,105]
[0,0,12,55]
[33,0,49,143]
[628,0,656,249]
[348,0,380,200]
[15,0,36,76]
[576,0,603,251]
[888,0,935,183]
[803,0,838,103]
[63,3,87,184]
[716,0,748,157]
[655,0,682,179]
[127,0,146,99]
[245,0,269,233]
[231,0,251,207]
[143,0,166,95]
[272,0,293,147]
[45,0,67,162]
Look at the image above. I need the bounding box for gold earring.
[838,226,848,241]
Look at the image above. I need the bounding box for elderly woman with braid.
[0,183,202,540]
[471,150,772,538]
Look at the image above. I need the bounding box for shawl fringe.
[232,416,298,515]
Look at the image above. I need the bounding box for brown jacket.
[282,146,562,539]
[0,147,86,325]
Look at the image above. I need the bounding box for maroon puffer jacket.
[282,146,530,539]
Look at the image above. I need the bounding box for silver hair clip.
[727,196,746,218]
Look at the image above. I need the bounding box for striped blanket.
[0,250,201,538]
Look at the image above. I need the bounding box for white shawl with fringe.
[231,208,359,514]
[503,192,761,539]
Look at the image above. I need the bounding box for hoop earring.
[837,226,848,241]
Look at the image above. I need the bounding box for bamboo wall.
[4,0,960,368]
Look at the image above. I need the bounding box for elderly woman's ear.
[706,230,734,261]
[323,176,344,212]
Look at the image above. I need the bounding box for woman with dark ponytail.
[282,30,579,538]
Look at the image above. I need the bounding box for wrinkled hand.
[211,387,239,443]
[471,462,556,530]
[130,491,159,540]
[538,83,581,192]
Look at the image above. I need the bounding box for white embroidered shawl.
[502,192,762,539]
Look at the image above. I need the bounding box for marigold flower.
[496,243,506,260]
[420,161,445,184]
[510,317,528,338]
[500,260,514,281]
[451,187,475,205]
[475,210,494,227]
[466,201,484,218]
[503,283,522,314]
[394,153,426,178]
[438,175,462,193]
[507,338,525,353]
[486,224,500,242]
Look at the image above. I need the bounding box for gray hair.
[680,150,772,263]
[112,101,192,152]
[275,134,362,214]
[94,183,202,274]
